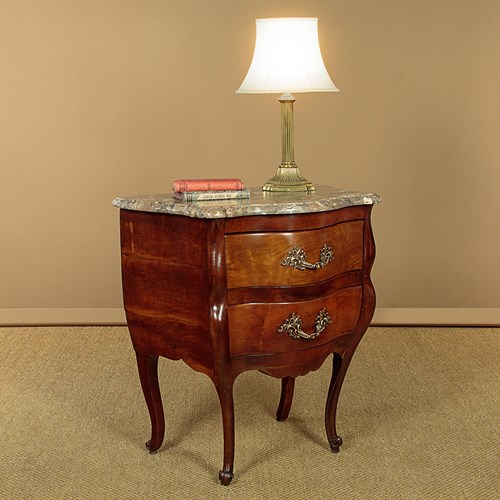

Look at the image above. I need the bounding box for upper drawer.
[225,221,364,288]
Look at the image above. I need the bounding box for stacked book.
[172,178,250,201]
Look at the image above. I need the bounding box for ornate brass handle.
[277,308,332,340]
[281,244,334,270]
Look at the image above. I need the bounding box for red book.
[173,178,244,192]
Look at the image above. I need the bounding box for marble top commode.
[116,183,380,485]
[112,185,381,219]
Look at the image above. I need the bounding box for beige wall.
[1,1,499,324]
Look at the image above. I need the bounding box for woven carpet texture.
[0,326,498,499]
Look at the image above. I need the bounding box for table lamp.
[236,17,338,192]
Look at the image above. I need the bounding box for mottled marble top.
[112,185,381,219]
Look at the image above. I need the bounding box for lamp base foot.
[262,164,315,192]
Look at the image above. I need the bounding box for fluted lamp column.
[236,17,338,192]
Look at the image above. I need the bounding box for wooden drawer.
[225,221,364,288]
[228,286,362,356]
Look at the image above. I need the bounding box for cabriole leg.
[325,353,345,452]
[216,383,235,486]
[135,353,165,453]
[276,376,295,421]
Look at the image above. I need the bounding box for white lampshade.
[236,17,338,94]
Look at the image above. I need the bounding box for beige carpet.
[0,326,498,499]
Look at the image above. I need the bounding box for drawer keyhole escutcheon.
[281,244,334,270]
[277,308,333,340]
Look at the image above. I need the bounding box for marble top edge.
[112,186,381,219]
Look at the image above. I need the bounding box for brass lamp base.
[262,163,315,192]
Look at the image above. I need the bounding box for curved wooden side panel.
[125,312,214,378]
[122,256,208,324]
[120,210,207,266]
[355,204,377,343]
[120,210,214,378]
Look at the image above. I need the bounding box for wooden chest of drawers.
[115,187,379,485]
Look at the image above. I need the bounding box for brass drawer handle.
[278,308,332,340]
[281,244,334,270]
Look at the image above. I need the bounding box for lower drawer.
[228,286,362,356]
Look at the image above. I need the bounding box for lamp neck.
[262,93,314,191]
[279,93,296,165]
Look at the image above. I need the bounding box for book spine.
[173,178,244,192]
[173,189,250,201]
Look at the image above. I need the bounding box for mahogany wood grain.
[125,312,214,377]
[225,221,363,288]
[121,210,214,378]
[121,211,207,266]
[228,286,362,356]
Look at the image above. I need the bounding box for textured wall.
[1,0,499,315]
